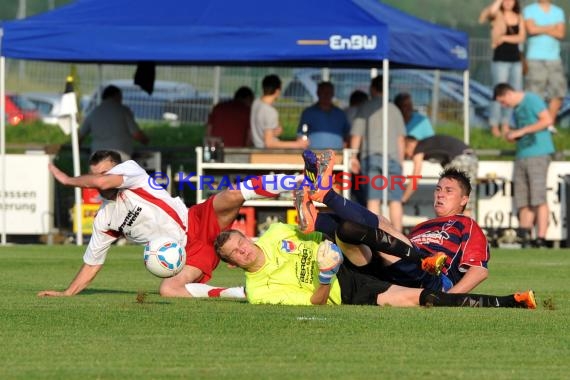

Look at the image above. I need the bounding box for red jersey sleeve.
[459,219,490,271]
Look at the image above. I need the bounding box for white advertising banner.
[403,160,569,241]
[477,161,569,241]
[0,154,53,234]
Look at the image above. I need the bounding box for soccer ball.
[143,237,186,278]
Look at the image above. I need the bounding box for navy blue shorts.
[343,255,443,291]
[379,260,443,291]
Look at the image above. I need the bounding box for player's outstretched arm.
[48,163,123,190]
[447,266,488,294]
[37,263,103,297]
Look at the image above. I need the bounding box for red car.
[4,94,39,125]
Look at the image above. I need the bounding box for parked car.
[21,92,63,125]
[163,95,231,125]
[280,68,491,126]
[4,93,40,126]
[83,79,217,124]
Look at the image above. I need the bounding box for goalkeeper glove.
[317,240,343,285]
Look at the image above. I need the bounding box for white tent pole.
[381,59,389,217]
[71,114,82,246]
[431,69,440,126]
[97,64,103,104]
[64,76,83,246]
[1,52,6,245]
[213,66,221,105]
[463,69,470,145]
[322,67,330,81]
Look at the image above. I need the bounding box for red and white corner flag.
[57,76,78,135]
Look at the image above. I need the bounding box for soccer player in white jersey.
[39,150,295,298]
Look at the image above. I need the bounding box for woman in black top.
[479,0,526,138]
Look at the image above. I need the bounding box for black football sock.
[322,189,379,228]
[419,289,519,308]
[314,213,340,240]
[335,219,423,264]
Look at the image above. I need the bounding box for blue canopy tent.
[0,0,470,243]
[1,0,468,69]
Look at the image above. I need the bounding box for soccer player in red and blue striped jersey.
[408,168,489,293]
[302,149,489,293]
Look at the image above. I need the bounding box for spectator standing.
[479,0,526,138]
[345,90,369,124]
[394,92,435,141]
[345,89,369,206]
[297,81,350,150]
[80,85,149,161]
[523,0,567,122]
[206,86,254,147]
[493,83,555,248]
[350,76,406,231]
[251,74,308,149]
[402,135,478,217]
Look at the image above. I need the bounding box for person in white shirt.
[39,150,298,298]
[250,74,309,149]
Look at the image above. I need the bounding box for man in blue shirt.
[523,0,567,122]
[297,81,350,150]
[493,82,555,248]
[394,92,435,141]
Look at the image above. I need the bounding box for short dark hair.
[349,90,368,107]
[493,83,514,100]
[234,86,254,101]
[89,150,122,166]
[214,229,244,263]
[317,81,334,91]
[102,85,122,100]
[262,74,282,95]
[370,75,383,93]
[440,167,471,197]
[394,92,411,108]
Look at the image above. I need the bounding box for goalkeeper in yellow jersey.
[213,219,536,308]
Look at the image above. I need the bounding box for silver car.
[21,92,63,125]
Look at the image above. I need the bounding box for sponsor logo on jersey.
[281,239,296,253]
[118,206,142,233]
[411,229,450,246]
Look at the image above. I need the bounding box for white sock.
[185,283,246,299]
[239,174,303,200]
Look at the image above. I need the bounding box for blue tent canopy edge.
[0,0,468,70]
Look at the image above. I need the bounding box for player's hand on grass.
[317,240,343,285]
[37,290,69,297]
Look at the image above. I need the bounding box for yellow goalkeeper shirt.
[245,223,342,305]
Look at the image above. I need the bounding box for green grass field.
[0,245,569,379]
